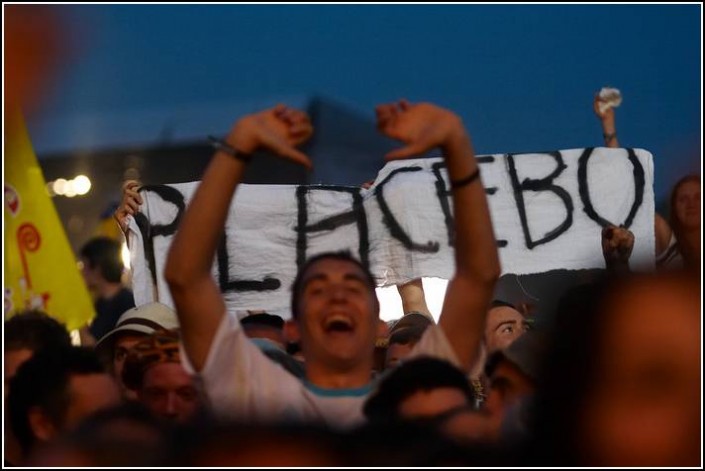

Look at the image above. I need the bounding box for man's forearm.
[443,128,500,282]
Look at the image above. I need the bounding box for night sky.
[26,4,702,204]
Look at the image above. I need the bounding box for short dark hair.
[4,309,72,353]
[8,346,107,455]
[363,356,475,422]
[489,299,518,311]
[48,402,170,467]
[290,251,378,320]
[80,237,124,283]
[240,313,285,331]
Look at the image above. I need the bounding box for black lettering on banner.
[476,156,505,247]
[375,167,439,253]
[137,185,281,293]
[217,232,281,292]
[506,152,574,250]
[431,159,507,248]
[296,185,370,270]
[577,147,645,228]
[431,162,455,247]
[134,185,185,286]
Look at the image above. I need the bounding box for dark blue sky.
[28,4,701,203]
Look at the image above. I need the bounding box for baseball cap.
[389,312,435,335]
[95,302,179,357]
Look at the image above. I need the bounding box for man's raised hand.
[376,99,464,160]
[227,104,314,169]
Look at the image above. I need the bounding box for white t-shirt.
[182,312,459,429]
[656,233,684,270]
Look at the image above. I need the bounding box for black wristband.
[450,168,481,190]
[207,136,252,164]
[603,132,617,143]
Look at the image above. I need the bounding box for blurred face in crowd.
[113,334,144,380]
[29,373,120,450]
[397,387,471,420]
[4,347,33,401]
[484,360,534,421]
[62,373,122,431]
[189,435,342,467]
[294,258,379,371]
[484,306,530,353]
[113,333,145,400]
[578,277,700,467]
[4,347,34,440]
[138,362,200,424]
[385,342,415,370]
[674,180,700,230]
[79,258,100,296]
[440,408,497,444]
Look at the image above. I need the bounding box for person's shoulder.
[115,287,136,305]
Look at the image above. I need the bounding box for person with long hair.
[658,174,701,274]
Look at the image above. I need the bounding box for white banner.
[129,148,654,318]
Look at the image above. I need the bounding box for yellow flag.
[4,110,95,330]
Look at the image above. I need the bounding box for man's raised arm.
[376,100,500,371]
[164,105,313,371]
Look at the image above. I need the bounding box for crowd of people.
[4,95,700,467]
